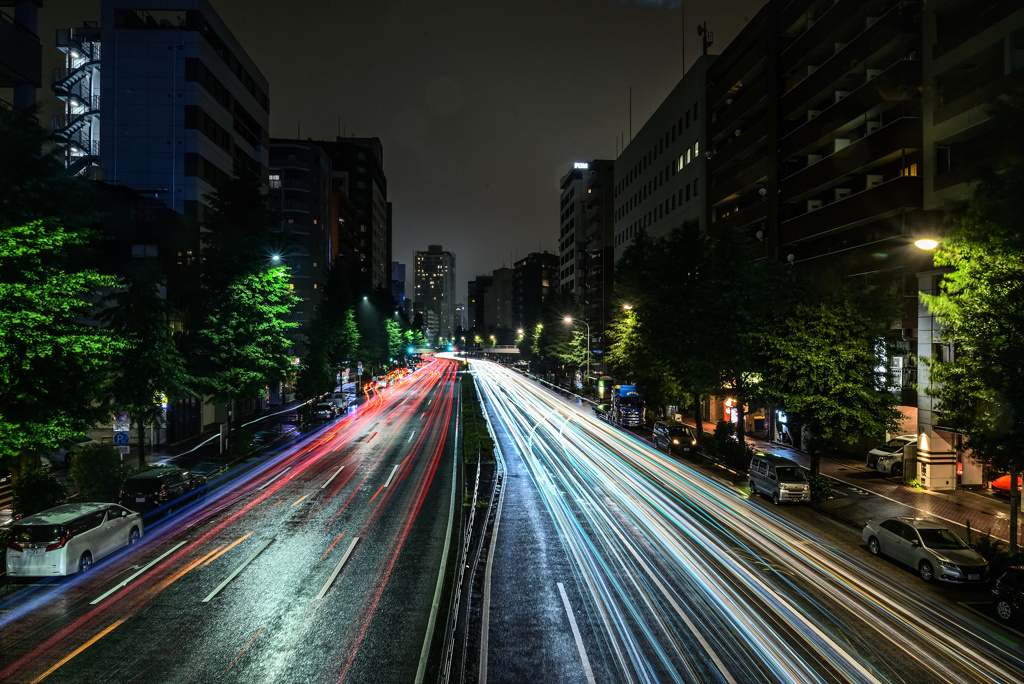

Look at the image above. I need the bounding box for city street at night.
[0,358,459,683]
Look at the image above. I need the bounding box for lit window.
[694,141,699,157]
[686,149,692,164]
[269,174,281,189]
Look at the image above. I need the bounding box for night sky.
[41,0,765,301]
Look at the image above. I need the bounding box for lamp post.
[564,316,590,392]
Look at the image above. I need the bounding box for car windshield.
[880,438,910,453]
[12,524,66,545]
[775,467,807,481]
[126,478,163,493]
[918,528,967,549]
[619,397,642,407]
[669,427,691,438]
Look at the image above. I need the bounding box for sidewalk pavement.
[689,422,1023,548]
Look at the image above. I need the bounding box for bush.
[12,468,67,517]
[462,375,494,465]
[699,421,756,471]
[808,473,834,502]
[70,442,133,502]
[965,522,1022,579]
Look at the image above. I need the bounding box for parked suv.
[862,517,988,584]
[867,435,916,469]
[652,421,698,457]
[992,566,1024,623]
[119,467,206,513]
[6,502,142,576]
[748,452,810,505]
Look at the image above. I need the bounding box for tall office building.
[96,0,270,225]
[391,261,406,310]
[512,251,558,331]
[614,55,712,260]
[414,245,456,343]
[314,137,391,295]
[467,274,492,335]
[559,160,615,364]
[0,0,42,115]
[268,139,333,357]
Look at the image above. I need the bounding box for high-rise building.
[96,0,270,224]
[614,54,712,260]
[559,160,615,364]
[512,251,558,331]
[915,0,1024,490]
[467,274,492,334]
[268,139,333,357]
[414,245,456,343]
[314,137,390,294]
[391,261,406,310]
[0,0,42,115]
[483,267,513,334]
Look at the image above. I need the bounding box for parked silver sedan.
[863,517,988,584]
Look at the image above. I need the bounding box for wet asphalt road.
[0,358,459,683]
[469,360,1024,684]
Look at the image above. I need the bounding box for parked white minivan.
[6,502,143,577]
[748,452,811,505]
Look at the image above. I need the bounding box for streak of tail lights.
[470,360,1024,684]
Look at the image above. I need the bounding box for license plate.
[968,574,980,581]
[136,497,146,503]
[29,548,43,556]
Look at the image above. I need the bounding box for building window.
[693,177,699,195]
[901,163,919,177]
[693,141,699,158]
[269,173,281,189]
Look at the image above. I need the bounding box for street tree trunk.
[693,395,704,437]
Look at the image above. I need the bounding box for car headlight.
[779,483,788,490]
[937,559,958,570]
[672,439,679,444]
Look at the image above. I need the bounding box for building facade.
[414,245,456,343]
[0,0,42,114]
[98,0,270,224]
[268,139,333,357]
[511,251,558,331]
[614,54,713,261]
[51,22,101,175]
[314,137,390,294]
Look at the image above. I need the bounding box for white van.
[6,502,143,577]
[748,452,811,505]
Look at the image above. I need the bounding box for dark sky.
[42,0,765,301]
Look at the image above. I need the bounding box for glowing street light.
[914,239,939,250]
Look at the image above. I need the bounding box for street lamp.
[564,316,590,391]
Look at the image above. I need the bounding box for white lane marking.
[316,536,359,599]
[201,539,273,603]
[558,582,597,684]
[408,431,416,442]
[256,467,291,491]
[321,466,345,489]
[90,541,187,605]
[384,464,399,488]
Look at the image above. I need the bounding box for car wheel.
[748,481,757,498]
[867,537,881,556]
[772,491,781,505]
[129,527,140,545]
[79,552,93,573]
[919,560,935,582]
[995,599,1013,622]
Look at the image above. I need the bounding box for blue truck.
[594,385,645,427]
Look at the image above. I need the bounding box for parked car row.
[118,466,207,514]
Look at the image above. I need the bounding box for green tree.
[0,110,118,477]
[757,285,902,476]
[185,173,297,447]
[920,118,1024,552]
[100,267,192,465]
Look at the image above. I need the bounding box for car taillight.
[45,535,70,552]
[160,485,167,497]
[7,539,23,552]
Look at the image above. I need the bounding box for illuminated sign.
[573,162,589,169]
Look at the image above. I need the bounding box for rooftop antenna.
[697,21,713,56]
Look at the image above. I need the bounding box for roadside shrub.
[70,442,132,502]
[808,473,834,502]
[966,525,1022,579]
[462,375,494,465]
[12,468,67,516]
[701,421,756,471]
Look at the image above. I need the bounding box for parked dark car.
[119,467,207,513]
[992,566,1024,623]
[313,402,337,420]
[652,420,698,456]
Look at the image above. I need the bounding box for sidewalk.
[703,424,1023,547]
